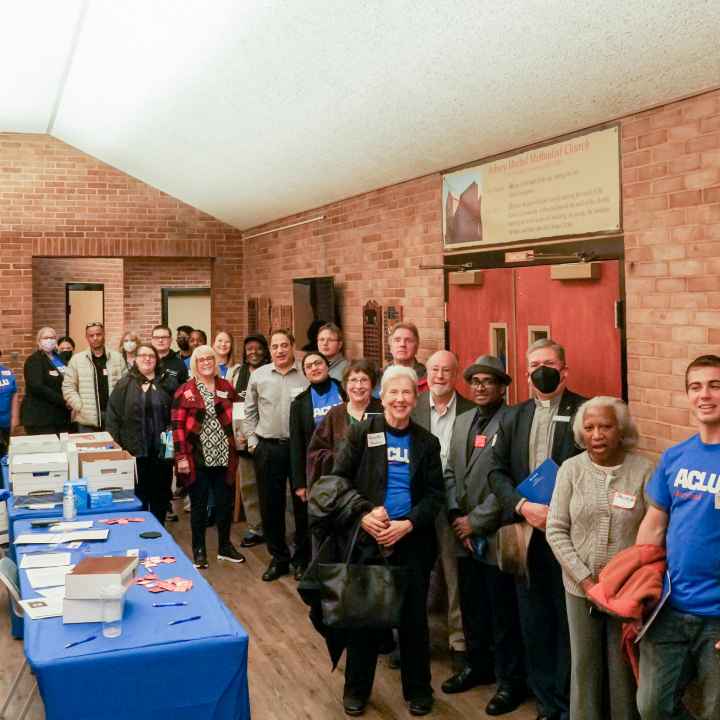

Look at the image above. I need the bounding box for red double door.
[448,260,623,404]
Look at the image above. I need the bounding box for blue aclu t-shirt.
[310,381,343,426]
[0,364,17,429]
[384,429,412,519]
[647,434,720,617]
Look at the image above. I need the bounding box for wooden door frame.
[161,287,211,327]
[65,282,105,337]
[444,236,628,400]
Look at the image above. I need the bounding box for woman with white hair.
[21,326,71,435]
[547,396,655,720]
[172,345,243,569]
[317,365,444,717]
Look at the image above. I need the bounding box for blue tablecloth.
[15,512,250,720]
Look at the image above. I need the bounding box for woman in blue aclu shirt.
[289,352,346,506]
[323,365,444,717]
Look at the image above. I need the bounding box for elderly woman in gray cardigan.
[547,396,654,720]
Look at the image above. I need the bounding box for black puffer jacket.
[106,368,173,458]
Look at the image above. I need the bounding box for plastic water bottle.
[63,482,77,521]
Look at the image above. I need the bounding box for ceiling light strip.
[242,215,325,240]
[47,0,89,134]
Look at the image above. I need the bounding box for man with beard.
[176,325,193,368]
[487,339,586,720]
[230,334,271,548]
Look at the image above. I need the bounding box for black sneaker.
[218,544,246,564]
[193,547,209,568]
[240,532,265,548]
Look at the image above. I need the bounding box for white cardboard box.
[67,440,121,482]
[62,594,126,624]
[64,556,138,599]
[60,431,113,449]
[9,452,68,496]
[80,450,136,493]
[9,434,61,455]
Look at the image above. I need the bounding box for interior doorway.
[162,288,212,350]
[448,260,624,404]
[66,283,104,351]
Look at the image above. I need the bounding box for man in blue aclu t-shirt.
[636,354,720,720]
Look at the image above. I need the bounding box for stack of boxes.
[4,431,137,512]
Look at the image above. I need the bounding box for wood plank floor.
[0,504,537,719]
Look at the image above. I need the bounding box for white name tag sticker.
[217,390,228,399]
[612,492,637,510]
[290,387,304,399]
[367,432,386,448]
[102,368,108,376]
[553,415,571,423]
[233,402,246,420]
[49,370,59,377]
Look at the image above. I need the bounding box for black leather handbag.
[317,522,409,630]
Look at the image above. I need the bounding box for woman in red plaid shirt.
[172,344,244,568]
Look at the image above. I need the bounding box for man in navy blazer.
[487,339,586,720]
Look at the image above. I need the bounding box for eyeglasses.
[85,322,104,329]
[197,356,215,364]
[136,353,156,359]
[152,335,171,340]
[304,359,326,370]
[470,378,499,389]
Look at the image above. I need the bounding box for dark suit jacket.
[289,378,346,490]
[411,390,475,432]
[331,414,444,538]
[487,388,587,516]
[21,350,71,428]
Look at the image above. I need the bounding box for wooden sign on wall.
[362,300,383,368]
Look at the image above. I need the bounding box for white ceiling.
[1,1,719,230]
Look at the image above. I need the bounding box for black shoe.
[441,666,494,694]
[218,544,246,564]
[240,532,265,548]
[293,564,307,581]
[485,687,526,716]
[342,695,367,716]
[408,697,433,716]
[206,508,216,527]
[262,560,290,581]
[193,547,208,569]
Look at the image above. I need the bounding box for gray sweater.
[547,450,655,597]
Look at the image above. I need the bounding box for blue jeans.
[637,605,720,720]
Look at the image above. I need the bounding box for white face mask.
[40,338,57,353]
[123,340,137,353]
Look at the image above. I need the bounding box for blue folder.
[517,458,559,505]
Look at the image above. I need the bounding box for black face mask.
[530,366,562,394]
[59,350,73,364]
[177,338,190,352]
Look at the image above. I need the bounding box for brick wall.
[124,257,212,342]
[32,258,125,350]
[240,174,444,361]
[0,133,243,390]
[622,89,720,454]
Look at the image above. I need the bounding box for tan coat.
[62,349,126,428]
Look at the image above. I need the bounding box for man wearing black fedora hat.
[442,355,526,715]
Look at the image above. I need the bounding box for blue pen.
[168,615,201,626]
[152,602,188,608]
[65,634,97,649]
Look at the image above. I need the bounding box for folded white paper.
[19,596,64,619]
[15,529,109,545]
[20,552,71,569]
[25,565,75,589]
[37,586,66,599]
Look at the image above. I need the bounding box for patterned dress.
[196,381,230,467]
